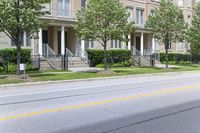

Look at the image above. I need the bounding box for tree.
[74,0,135,71]
[187,2,200,55]
[0,0,48,75]
[145,0,187,68]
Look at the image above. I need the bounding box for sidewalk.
[155,64,180,68]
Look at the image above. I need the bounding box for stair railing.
[66,48,74,65]
[76,44,90,65]
[132,46,155,66]
[46,44,57,69]
[143,49,152,56]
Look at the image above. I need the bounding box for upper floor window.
[188,0,192,7]
[178,0,184,6]
[42,0,51,14]
[127,7,134,22]
[57,0,70,17]
[81,0,86,9]
[136,9,144,25]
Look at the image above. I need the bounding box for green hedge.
[86,49,131,67]
[158,53,191,63]
[0,48,31,64]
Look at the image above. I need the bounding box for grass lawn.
[0,79,24,85]
[1,64,200,85]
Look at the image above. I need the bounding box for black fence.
[31,55,69,70]
[0,54,69,73]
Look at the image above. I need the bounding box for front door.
[136,36,141,51]
[42,30,48,57]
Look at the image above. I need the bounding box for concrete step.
[40,56,90,70]
[68,64,89,68]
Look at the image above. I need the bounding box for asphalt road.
[1,71,200,133]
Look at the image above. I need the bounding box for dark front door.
[136,36,141,51]
[42,30,48,57]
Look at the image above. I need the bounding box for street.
[1,71,200,133]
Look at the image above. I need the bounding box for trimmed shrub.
[0,48,31,64]
[87,49,131,67]
[158,53,191,64]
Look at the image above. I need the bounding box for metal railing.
[143,49,152,56]
[66,48,74,65]
[76,44,90,65]
[132,46,155,67]
[46,44,57,69]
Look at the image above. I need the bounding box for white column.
[81,39,85,57]
[81,39,85,50]
[61,25,65,55]
[23,32,26,47]
[152,37,155,53]
[128,35,131,50]
[140,33,144,55]
[38,28,43,56]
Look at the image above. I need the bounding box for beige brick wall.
[0,32,12,48]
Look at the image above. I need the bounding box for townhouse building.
[0,0,196,69]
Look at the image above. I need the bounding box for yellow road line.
[0,84,200,121]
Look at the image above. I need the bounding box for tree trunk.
[103,41,108,71]
[165,43,169,69]
[16,44,21,75]
[15,0,21,75]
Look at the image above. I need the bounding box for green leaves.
[0,0,48,45]
[187,2,200,54]
[74,0,135,47]
[145,0,187,45]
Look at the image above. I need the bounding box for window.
[178,0,184,6]
[111,40,122,49]
[81,0,86,9]
[187,14,192,26]
[150,10,155,16]
[136,9,144,25]
[57,0,70,16]
[188,0,192,7]
[11,32,31,47]
[127,7,133,22]
[85,40,94,49]
[26,33,31,47]
[42,0,51,14]
[11,34,24,46]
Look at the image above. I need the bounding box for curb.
[0,70,200,87]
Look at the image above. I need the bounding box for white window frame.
[136,8,144,25]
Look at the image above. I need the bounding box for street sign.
[20,64,26,71]
[20,64,26,79]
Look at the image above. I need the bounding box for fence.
[31,55,69,70]
[0,54,69,73]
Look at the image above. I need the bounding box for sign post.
[20,64,26,79]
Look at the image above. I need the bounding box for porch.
[131,32,153,56]
[38,25,77,56]
[36,25,90,70]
